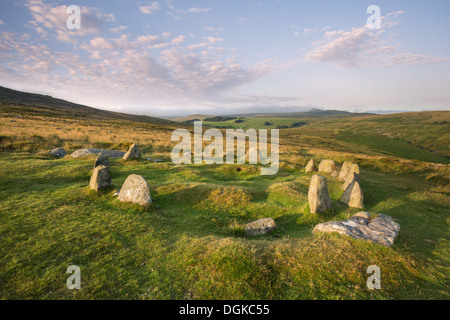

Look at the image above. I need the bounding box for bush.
[289,121,307,128]
[182,119,201,124]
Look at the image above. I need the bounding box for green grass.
[336,131,450,164]
[0,152,448,299]
[314,111,450,158]
[202,117,310,130]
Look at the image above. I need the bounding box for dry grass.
[0,115,175,154]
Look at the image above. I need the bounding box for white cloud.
[305,26,378,68]
[171,35,186,45]
[187,42,208,50]
[139,2,160,15]
[387,53,446,66]
[163,4,212,21]
[56,30,72,42]
[303,28,316,35]
[161,32,171,38]
[0,28,271,110]
[301,26,330,36]
[305,12,446,69]
[0,20,4,25]
[204,26,223,33]
[80,33,169,51]
[149,43,170,49]
[187,8,211,13]
[25,0,115,41]
[110,25,128,33]
[22,60,52,74]
[137,35,162,45]
[89,36,115,50]
[205,37,224,44]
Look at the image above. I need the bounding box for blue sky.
[0,0,449,116]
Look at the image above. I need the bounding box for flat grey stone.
[313,213,400,247]
[49,147,66,158]
[71,149,125,158]
[245,218,277,236]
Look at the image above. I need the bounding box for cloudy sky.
[0,0,449,116]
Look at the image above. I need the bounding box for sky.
[0,0,449,117]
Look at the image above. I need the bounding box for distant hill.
[0,86,174,125]
[229,109,375,119]
[168,114,215,122]
[175,109,374,122]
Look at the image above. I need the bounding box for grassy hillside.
[0,86,174,125]
[320,111,450,158]
[291,111,450,162]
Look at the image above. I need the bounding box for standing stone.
[341,179,364,208]
[244,218,277,236]
[305,159,317,173]
[343,171,360,190]
[349,163,360,177]
[338,161,353,181]
[308,175,333,214]
[89,165,112,191]
[94,152,110,171]
[123,144,141,160]
[49,147,66,158]
[118,174,151,206]
[318,160,337,175]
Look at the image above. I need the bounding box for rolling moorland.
[0,86,449,299]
